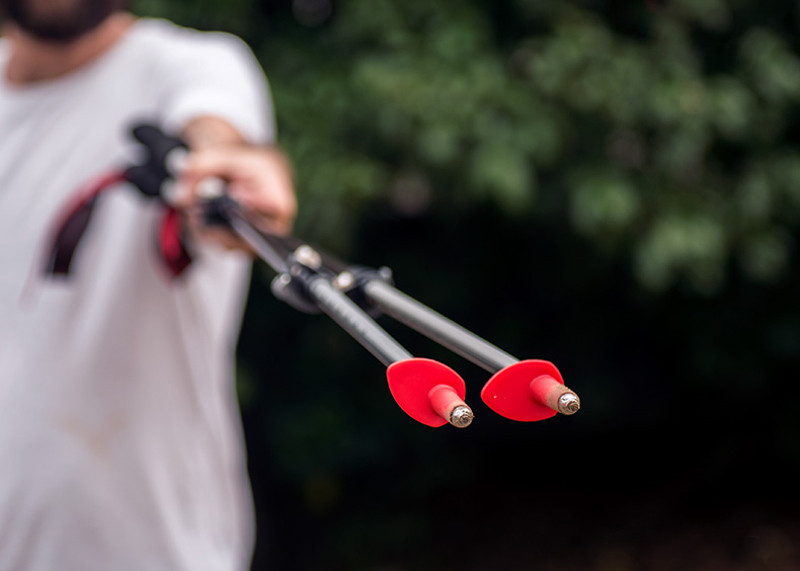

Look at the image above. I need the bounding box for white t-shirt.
[0,18,274,571]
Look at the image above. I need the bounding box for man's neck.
[3,12,136,85]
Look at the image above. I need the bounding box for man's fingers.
[174,145,298,246]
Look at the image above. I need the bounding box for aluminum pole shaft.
[305,271,413,366]
[223,213,413,367]
[363,279,518,373]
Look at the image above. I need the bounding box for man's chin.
[0,0,127,43]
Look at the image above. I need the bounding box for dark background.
[133,1,800,568]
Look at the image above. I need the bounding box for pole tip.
[557,392,580,415]
[449,405,474,428]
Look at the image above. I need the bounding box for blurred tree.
[133,0,800,293]
[269,0,800,295]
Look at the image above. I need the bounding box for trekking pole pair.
[45,124,580,428]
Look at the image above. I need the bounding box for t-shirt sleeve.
[157,27,276,145]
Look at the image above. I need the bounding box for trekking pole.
[207,192,580,423]
[200,183,476,429]
[45,123,579,427]
[194,163,580,424]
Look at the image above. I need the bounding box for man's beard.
[0,0,128,43]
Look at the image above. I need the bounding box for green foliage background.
[133,0,800,568]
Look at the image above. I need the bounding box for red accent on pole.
[386,358,467,427]
[529,375,563,410]
[158,208,193,277]
[428,384,464,421]
[480,359,564,422]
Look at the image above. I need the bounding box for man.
[0,0,295,569]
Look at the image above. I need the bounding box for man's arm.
[181,115,247,150]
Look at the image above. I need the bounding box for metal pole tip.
[557,392,580,415]
[449,405,474,428]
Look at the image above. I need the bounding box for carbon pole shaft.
[363,279,518,373]
[226,214,289,274]
[222,208,413,367]
[212,196,515,372]
[302,269,413,366]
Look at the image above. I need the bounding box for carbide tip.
[449,405,474,428]
[557,392,580,415]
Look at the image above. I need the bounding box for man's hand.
[172,116,298,250]
[177,145,297,233]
